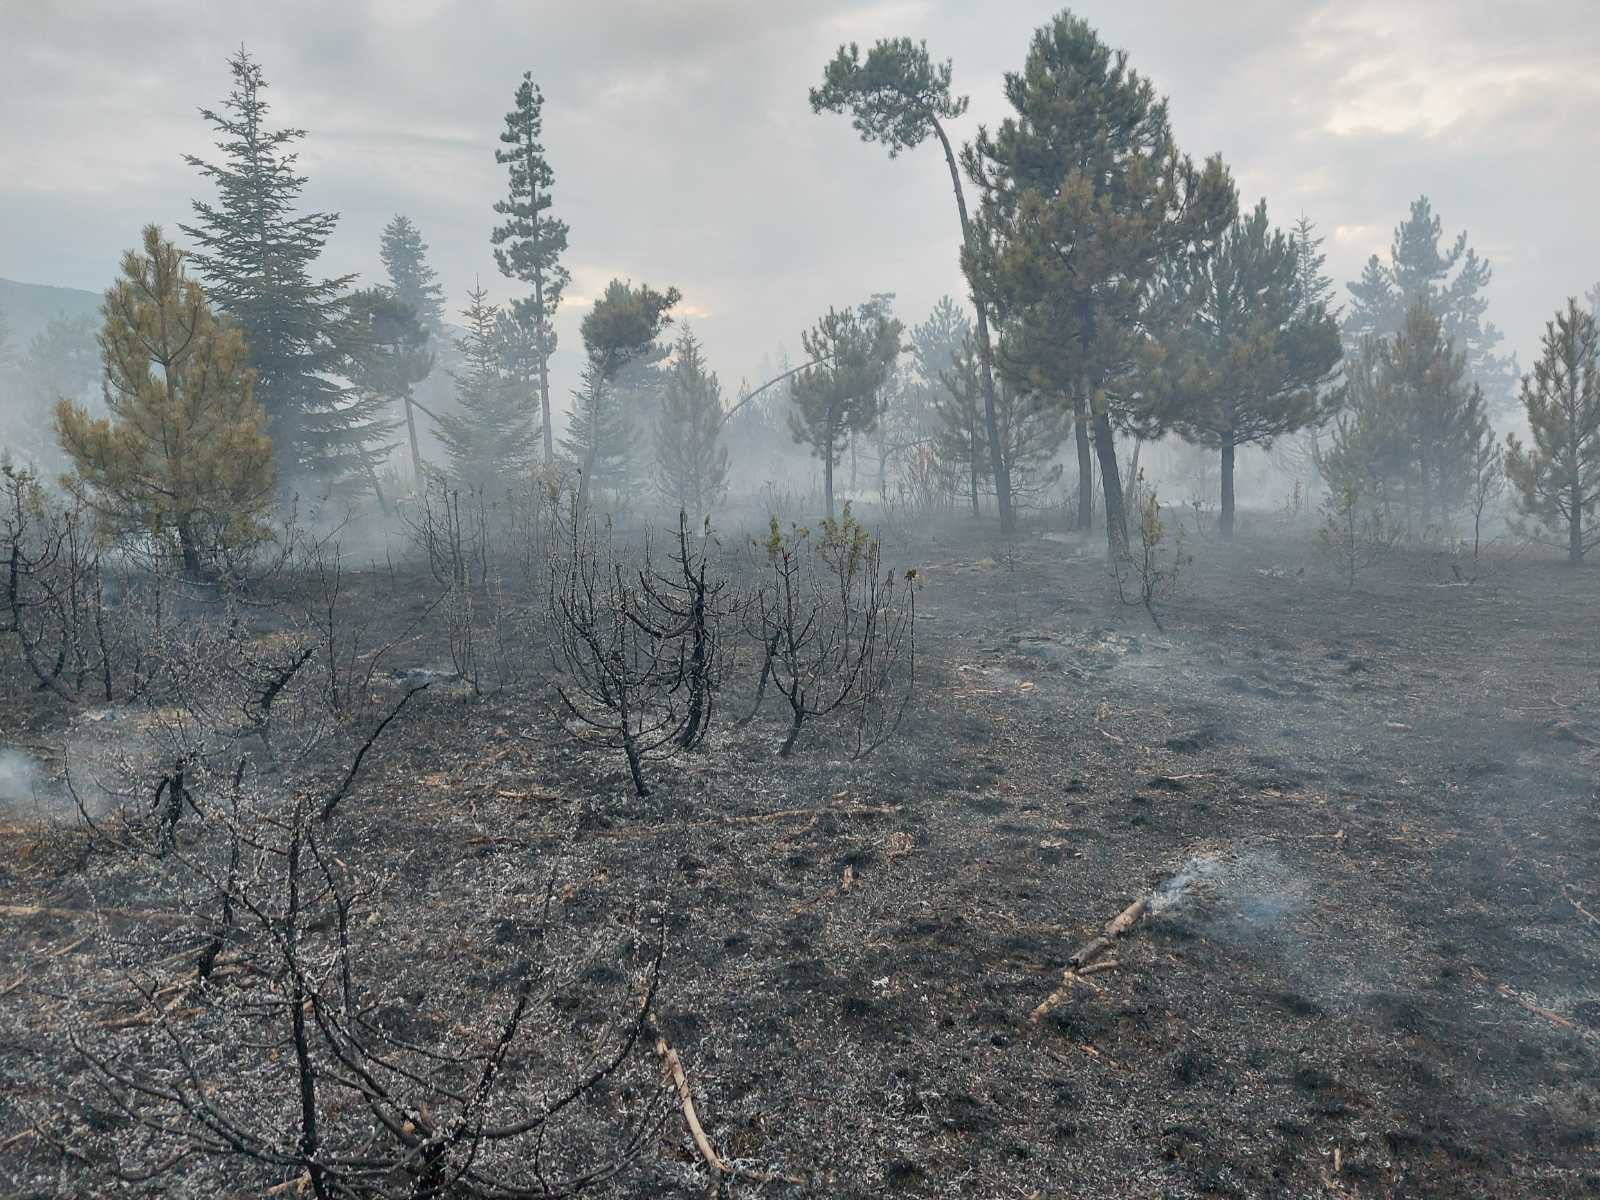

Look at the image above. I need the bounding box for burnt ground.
[1,517,1598,1197]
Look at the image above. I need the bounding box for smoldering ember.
[0,5,1597,1198]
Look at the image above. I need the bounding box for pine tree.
[1342,197,1514,405]
[54,226,272,579]
[1319,301,1489,529]
[182,49,385,496]
[1505,298,1600,564]
[1153,199,1343,538]
[811,38,1015,530]
[378,215,446,337]
[653,327,728,519]
[492,73,570,467]
[344,288,434,487]
[963,11,1236,558]
[788,305,901,517]
[570,279,679,508]
[435,285,535,491]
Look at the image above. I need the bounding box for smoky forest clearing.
[2,3,1599,1198]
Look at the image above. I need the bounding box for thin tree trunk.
[403,396,425,487]
[1074,392,1092,531]
[932,118,1013,533]
[1091,402,1127,560]
[1571,477,1584,564]
[1220,440,1236,541]
[824,449,835,519]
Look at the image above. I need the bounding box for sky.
[2,0,1597,415]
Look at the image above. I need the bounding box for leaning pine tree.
[183,49,388,496]
[435,285,535,492]
[378,214,447,338]
[55,225,272,579]
[653,327,728,520]
[1505,298,1600,564]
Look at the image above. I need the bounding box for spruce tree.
[1291,213,1335,314]
[1342,197,1514,405]
[182,49,385,496]
[344,288,434,487]
[435,285,535,492]
[962,11,1236,558]
[653,327,729,519]
[492,73,570,466]
[788,305,901,517]
[378,215,447,338]
[1153,199,1343,538]
[1505,298,1600,564]
[811,38,1015,530]
[54,226,272,579]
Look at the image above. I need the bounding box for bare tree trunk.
[1571,476,1584,564]
[1092,403,1128,560]
[403,396,425,487]
[1074,393,1092,531]
[1220,440,1236,541]
[932,118,1013,533]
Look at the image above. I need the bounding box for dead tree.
[549,507,708,796]
[632,511,728,751]
[747,505,916,757]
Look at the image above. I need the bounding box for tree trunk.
[823,450,835,519]
[1074,393,1093,531]
[403,396,425,487]
[1220,441,1236,541]
[177,519,204,581]
[1091,403,1128,561]
[968,411,981,517]
[932,118,1013,533]
[1571,477,1584,564]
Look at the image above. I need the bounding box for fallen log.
[0,904,202,927]
[1067,935,1114,969]
[1104,896,1148,939]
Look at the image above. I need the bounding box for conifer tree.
[343,288,434,486]
[788,305,901,518]
[1342,197,1513,404]
[1505,298,1600,564]
[1320,301,1489,529]
[1153,199,1343,538]
[492,73,570,466]
[570,279,679,508]
[54,226,272,579]
[1291,213,1335,315]
[378,215,447,338]
[653,327,728,519]
[963,12,1236,558]
[435,284,534,491]
[183,49,386,496]
[811,38,1015,530]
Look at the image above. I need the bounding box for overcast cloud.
[2,0,1596,410]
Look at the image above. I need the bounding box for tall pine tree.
[1342,197,1514,406]
[1506,299,1600,564]
[183,49,388,497]
[344,288,434,487]
[963,12,1236,558]
[492,73,570,466]
[435,284,535,491]
[1153,199,1343,538]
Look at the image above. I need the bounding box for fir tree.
[435,285,535,491]
[788,305,901,517]
[343,288,434,487]
[1153,199,1343,538]
[811,38,1015,529]
[1505,298,1600,563]
[1342,197,1514,405]
[963,11,1236,558]
[54,225,272,579]
[653,327,728,519]
[492,73,570,466]
[1291,213,1335,315]
[379,215,446,338]
[182,49,386,497]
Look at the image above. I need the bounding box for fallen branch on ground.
[654,1034,726,1176]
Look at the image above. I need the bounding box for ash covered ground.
[1,521,1596,1198]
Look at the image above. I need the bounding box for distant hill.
[0,277,102,351]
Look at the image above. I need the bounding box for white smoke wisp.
[0,748,52,816]
[1148,852,1226,916]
